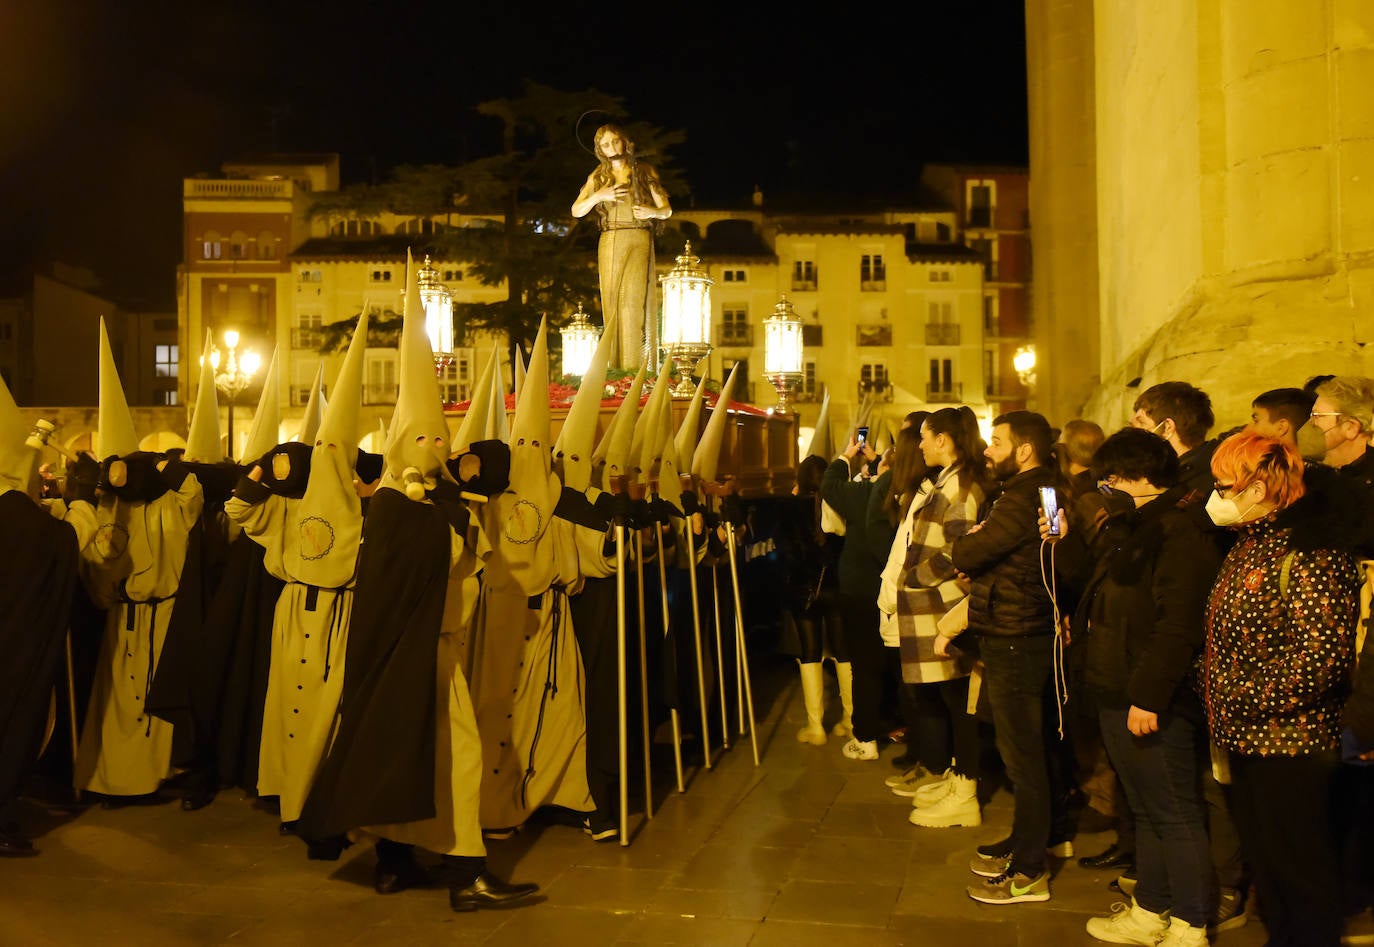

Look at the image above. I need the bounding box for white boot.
[1083,897,1169,945]
[908,772,981,827]
[796,661,828,745]
[830,660,854,737]
[1156,916,1208,947]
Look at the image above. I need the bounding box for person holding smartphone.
[951,411,1071,906]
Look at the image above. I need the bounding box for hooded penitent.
[97,316,140,461]
[382,249,454,498]
[453,345,500,453]
[672,375,708,481]
[491,316,555,596]
[297,363,327,446]
[631,357,674,487]
[241,347,282,466]
[554,316,616,496]
[184,331,224,464]
[692,362,741,485]
[0,372,39,499]
[294,309,367,573]
[804,386,834,460]
[596,362,649,493]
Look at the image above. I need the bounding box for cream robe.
[75,472,203,796]
[223,476,362,823]
[469,473,594,829]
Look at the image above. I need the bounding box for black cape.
[296,488,453,840]
[0,492,79,806]
[146,462,239,769]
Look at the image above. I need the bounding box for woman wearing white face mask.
[1200,432,1363,947]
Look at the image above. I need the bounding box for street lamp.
[1013,344,1037,388]
[560,302,601,377]
[658,241,714,398]
[207,328,261,460]
[417,254,454,370]
[762,294,804,414]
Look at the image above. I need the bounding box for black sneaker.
[582,816,618,842]
[1208,885,1247,934]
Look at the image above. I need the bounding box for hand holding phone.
[1039,486,1061,537]
[856,426,869,448]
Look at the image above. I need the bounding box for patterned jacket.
[1201,515,1360,756]
[879,464,984,684]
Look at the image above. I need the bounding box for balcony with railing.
[984,379,1028,401]
[791,277,818,292]
[926,382,963,403]
[184,179,294,200]
[859,280,887,292]
[857,380,895,404]
[925,324,961,346]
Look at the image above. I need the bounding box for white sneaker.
[1083,898,1168,944]
[1155,916,1208,947]
[911,767,956,805]
[841,737,878,760]
[909,773,980,828]
[885,765,929,789]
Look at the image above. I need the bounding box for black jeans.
[840,591,885,743]
[1099,706,1211,927]
[980,634,1057,876]
[1228,751,1343,947]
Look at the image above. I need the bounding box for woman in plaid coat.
[889,406,988,828]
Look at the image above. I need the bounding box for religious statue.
[571,123,672,371]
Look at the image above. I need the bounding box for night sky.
[0,1,1029,308]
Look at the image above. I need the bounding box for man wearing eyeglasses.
[1307,376,1374,941]
[1307,377,1374,491]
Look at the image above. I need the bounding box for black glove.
[605,492,636,527]
[64,454,100,505]
[680,490,701,517]
[650,497,682,524]
[449,439,510,496]
[631,498,655,529]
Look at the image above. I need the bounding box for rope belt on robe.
[117,579,175,737]
[519,583,568,809]
[287,581,354,683]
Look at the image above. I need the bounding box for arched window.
[258,231,277,259]
[202,230,223,260]
[229,230,249,259]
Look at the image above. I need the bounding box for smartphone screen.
[1040,486,1061,536]
[857,426,869,447]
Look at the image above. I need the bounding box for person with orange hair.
[1200,432,1362,947]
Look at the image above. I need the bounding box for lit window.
[155,344,179,378]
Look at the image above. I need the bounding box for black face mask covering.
[102,451,170,503]
[255,442,313,499]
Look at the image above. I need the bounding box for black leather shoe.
[449,873,539,912]
[181,787,216,812]
[375,859,429,895]
[1078,843,1136,871]
[0,827,36,858]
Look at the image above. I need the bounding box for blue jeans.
[980,634,1058,875]
[1098,705,1211,926]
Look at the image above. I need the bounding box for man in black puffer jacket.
[953,411,1066,906]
